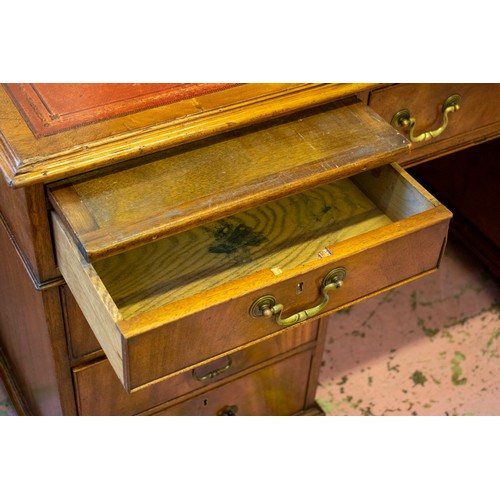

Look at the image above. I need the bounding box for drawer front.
[147,349,313,416]
[73,322,318,415]
[369,83,500,165]
[53,163,451,392]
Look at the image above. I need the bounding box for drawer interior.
[92,163,437,320]
[52,162,450,391]
[48,98,410,262]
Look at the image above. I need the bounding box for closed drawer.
[61,286,102,361]
[73,324,317,415]
[147,348,314,416]
[369,83,500,165]
[52,162,451,392]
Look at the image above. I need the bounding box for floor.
[317,235,500,416]
[1,236,499,416]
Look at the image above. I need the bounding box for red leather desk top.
[3,83,239,138]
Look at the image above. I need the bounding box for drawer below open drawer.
[147,348,314,416]
[52,163,451,392]
[73,321,318,415]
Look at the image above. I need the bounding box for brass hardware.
[219,405,239,416]
[249,267,346,327]
[192,356,232,381]
[391,94,461,143]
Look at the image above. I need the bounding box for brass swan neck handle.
[250,267,346,327]
[391,94,461,143]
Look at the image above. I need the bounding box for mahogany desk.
[0,83,498,415]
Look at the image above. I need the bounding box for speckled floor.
[317,236,500,416]
[1,236,499,417]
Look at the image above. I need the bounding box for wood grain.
[0,83,382,187]
[121,215,450,390]
[369,83,500,166]
[352,161,437,220]
[60,286,102,362]
[0,215,76,415]
[0,177,59,283]
[149,349,313,416]
[3,84,241,137]
[95,176,392,318]
[52,213,126,386]
[52,163,451,391]
[49,98,409,261]
[73,322,318,415]
[1,84,496,415]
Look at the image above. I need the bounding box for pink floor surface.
[317,236,500,416]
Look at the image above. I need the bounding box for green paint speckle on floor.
[348,330,366,338]
[451,351,468,386]
[360,405,375,416]
[482,328,500,359]
[316,397,335,414]
[418,318,439,338]
[411,370,428,386]
[387,361,400,373]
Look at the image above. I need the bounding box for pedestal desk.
[0,83,498,415]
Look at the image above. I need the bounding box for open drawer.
[48,98,450,392]
[51,162,451,392]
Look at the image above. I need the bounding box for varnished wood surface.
[148,349,313,416]
[303,317,330,409]
[60,286,102,362]
[53,164,451,391]
[0,177,59,283]
[0,215,76,415]
[3,84,241,137]
[52,213,127,385]
[369,83,500,166]
[122,218,449,391]
[88,164,438,318]
[95,177,393,318]
[0,83,381,188]
[48,98,409,262]
[0,85,499,415]
[73,322,318,415]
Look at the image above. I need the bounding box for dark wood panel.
[149,349,313,416]
[0,177,59,282]
[411,138,500,278]
[0,216,76,415]
[61,286,102,361]
[369,83,500,165]
[73,323,318,416]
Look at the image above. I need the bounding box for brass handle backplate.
[249,267,346,327]
[391,94,461,143]
[192,356,232,381]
